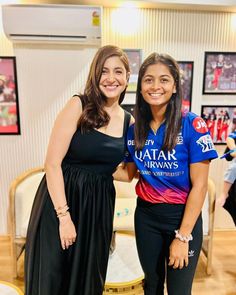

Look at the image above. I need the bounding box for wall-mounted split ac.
[1,4,102,45]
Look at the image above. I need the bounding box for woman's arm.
[113,162,137,182]
[226,136,236,158]
[44,97,82,249]
[169,160,209,269]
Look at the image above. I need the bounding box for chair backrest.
[114,178,216,235]
[202,178,216,235]
[114,179,138,198]
[9,167,45,238]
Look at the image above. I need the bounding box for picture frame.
[201,105,236,144]
[178,61,194,113]
[0,56,20,135]
[123,49,142,93]
[202,52,236,94]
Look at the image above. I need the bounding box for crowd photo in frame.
[201,105,236,144]
[123,49,142,93]
[202,52,236,94]
[178,61,193,113]
[0,56,20,135]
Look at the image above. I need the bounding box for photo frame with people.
[0,56,20,135]
[202,52,236,94]
[178,61,194,113]
[201,105,236,144]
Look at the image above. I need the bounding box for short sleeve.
[186,114,218,163]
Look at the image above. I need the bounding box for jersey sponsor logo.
[196,134,215,152]
[192,117,208,133]
[127,139,154,146]
[176,133,183,144]
[135,149,179,170]
[135,149,177,162]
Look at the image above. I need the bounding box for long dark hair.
[134,53,182,151]
[78,45,130,133]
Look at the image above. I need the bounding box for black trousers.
[135,198,203,295]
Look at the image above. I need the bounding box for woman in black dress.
[25,45,132,295]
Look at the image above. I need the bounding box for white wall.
[102,7,236,229]
[0,6,236,234]
[0,37,98,234]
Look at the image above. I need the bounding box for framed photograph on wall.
[0,56,20,135]
[178,61,194,113]
[202,52,236,94]
[201,105,236,144]
[123,49,142,93]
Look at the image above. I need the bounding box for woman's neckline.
[93,128,123,139]
[150,119,165,135]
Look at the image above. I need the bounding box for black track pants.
[135,198,203,295]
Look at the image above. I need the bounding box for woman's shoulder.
[182,111,205,125]
[127,122,135,134]
[182,111,199,121]
[182,111,209,133]
[59,96,83,120]
[72,94,83,105]
[228,130,236,139]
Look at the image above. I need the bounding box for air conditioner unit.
[1,4,102,45]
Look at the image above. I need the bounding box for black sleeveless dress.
[25,111,131,295]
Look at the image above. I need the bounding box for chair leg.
[12,242,18,278]
[206,237,213,275]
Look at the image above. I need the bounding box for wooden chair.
[8,168,216,277]
[8,167,45,278]
[114,178,216,275]
[201,178,216,275]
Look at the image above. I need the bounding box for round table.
[104,232,144,294]
[0,281,23,295]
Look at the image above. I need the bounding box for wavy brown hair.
[78,45,130,133]
[134,53,182,151]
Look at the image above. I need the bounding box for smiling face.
[99,56,128,101]
[141,62,176,111]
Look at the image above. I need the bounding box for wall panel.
[0,7,236,233]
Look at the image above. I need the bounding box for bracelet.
[57,211,69,218]
[54,203,68,212]
[174,229,193,243]
[55,203,69,218]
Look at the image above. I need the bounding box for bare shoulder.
[53,96,83,132]
[66,96,83,111]
[59,96,82,118]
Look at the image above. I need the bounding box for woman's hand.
[168,239,189,269]
[59,213,77,250]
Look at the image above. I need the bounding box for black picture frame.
[202,52,236,94]
[123,49,142,93]
[178,61,194,113]
[0,56,20,135]
[201,105,236,144]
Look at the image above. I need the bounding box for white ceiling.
[3,0,236,12]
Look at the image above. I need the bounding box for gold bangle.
[57,211,69,218]
[56,205,69,215]
[54,203,68,212]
